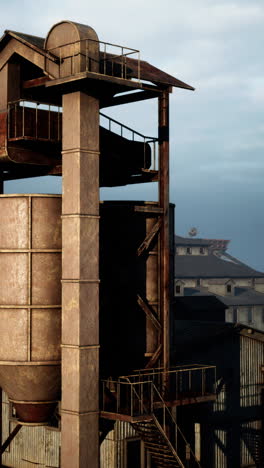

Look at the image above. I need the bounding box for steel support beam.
[0,175,2,468]
[61,91,100,468]
[158,90,170,373]
[0,424,22,456]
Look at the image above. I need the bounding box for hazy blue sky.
[1,0,264,270]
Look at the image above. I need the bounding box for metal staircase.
[101,366,216,467]
[131,381,202,468]
[132,416,184,467]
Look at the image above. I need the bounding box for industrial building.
[174,235,264,330]
[0,20,218,468]
[173,320,264,468]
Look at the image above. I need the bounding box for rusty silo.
[0,194,61,423]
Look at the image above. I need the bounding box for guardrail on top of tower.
[46,38,141,82]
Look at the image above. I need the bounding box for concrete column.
[61,91,100,468]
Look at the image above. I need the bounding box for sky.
[1,0,264,270]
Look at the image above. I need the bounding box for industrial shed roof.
[175,253,264,278]
[220,287,264,306]
[174,321,264,345]
[183,286,264,307]
[1,29,194,90]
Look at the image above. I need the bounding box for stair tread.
[132,416,185,468]
[152,453,176,460]
[145,442,171,450]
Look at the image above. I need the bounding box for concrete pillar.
[61,91,100,468]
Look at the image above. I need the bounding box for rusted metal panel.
[0,195,62,424]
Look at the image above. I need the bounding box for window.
[175,285,181,294]
[233,308,238,322]
[197,279,201,287]
[186,247,192,255]
[226,284,232,294]
[199,247,205,255]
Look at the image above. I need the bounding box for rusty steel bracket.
[137,217,162,256]
[0,424,22,455]
[137,294,161,331]
[145,344,162,369]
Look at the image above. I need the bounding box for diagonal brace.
[137,294,161,331]
[137,218,162,256]
[145,344,162,369]
[0,424,22,455]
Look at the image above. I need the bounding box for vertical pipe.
[158,90,170,375]
[61,91,100,468]
[0,175,2,468]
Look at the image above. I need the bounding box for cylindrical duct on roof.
[0,194,61,424]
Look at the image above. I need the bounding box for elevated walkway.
[100,365,216,467]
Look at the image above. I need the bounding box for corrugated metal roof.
[0,30,194,90]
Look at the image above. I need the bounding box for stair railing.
[100,112,158,170]
[151,383,202,468]
[116,377,202,467]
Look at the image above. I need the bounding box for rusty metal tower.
[0,21,216,468]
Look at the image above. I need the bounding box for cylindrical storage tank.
[99,201,175,377]
[0,194,62,424]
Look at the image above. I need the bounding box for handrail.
[46,37,141,82]
[7,101,157,170]
[152,383,203,468]
[121,364,216,378]
[100,112,157,142]
[113,376,202,467]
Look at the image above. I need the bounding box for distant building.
[172,319,264,468]
[174,235,264,330]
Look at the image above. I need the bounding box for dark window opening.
[175,285,181,294]
[199,247,205,254]
[126,439,141,468]
[226,284,232,293]
[187,247,192,255]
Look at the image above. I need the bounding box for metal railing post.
[35,102,38,139]
[130,385,133,417]
[22,102,25,138]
